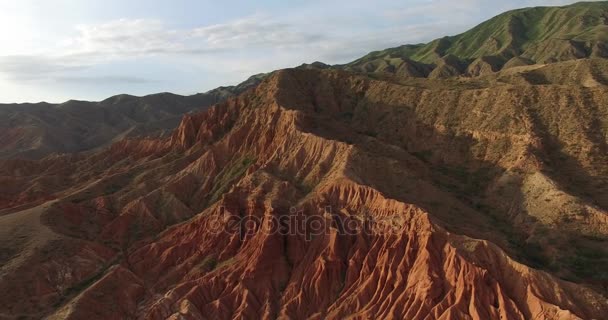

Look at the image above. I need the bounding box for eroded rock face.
[122,180,606,320]
[1,67,608,319]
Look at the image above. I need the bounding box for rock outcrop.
[1,66,607,319]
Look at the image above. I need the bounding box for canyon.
[1,2,608,319]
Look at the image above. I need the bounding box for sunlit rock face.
[1,64,608,319]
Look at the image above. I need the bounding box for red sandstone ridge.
[1,66,608,319]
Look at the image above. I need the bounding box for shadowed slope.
[1,67,607,319]
[0,75,263,160]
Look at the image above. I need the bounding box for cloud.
[384,0,486,20]
[0,55,88,80]
[0,55,156,84]
[67,19,187,56]
[62,15,327,56]
[191,15,326,49]
[56,75,155,84]
[0,15,331,82]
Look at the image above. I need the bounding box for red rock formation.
[1,67,608,319]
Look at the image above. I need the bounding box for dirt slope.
[0,65,607,319]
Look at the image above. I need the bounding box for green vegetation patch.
[207,155,256,204]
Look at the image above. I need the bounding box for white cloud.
[56,75,154,84]
[69,19,182,56]
[0,15,331,83]
[384,0,486,20]
[60,15,327,57]
[191,15,325,49]
[0,55,88,80]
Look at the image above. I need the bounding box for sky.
[0,0,586,103]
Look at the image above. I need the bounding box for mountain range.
[4,2,607,161]
[1,2,608,319]
[343,1,608,77]
[0,74,265,159]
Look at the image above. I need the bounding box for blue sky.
[0,0,585,103]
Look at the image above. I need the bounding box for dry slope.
[0,65,607,319]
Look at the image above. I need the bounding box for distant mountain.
[341,1,608,77]
[0,74,263,159]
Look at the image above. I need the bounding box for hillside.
[0,75,262,160]
[343,1,608,77]
[1,62,607,319]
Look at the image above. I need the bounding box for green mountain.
[342,1,608,77]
